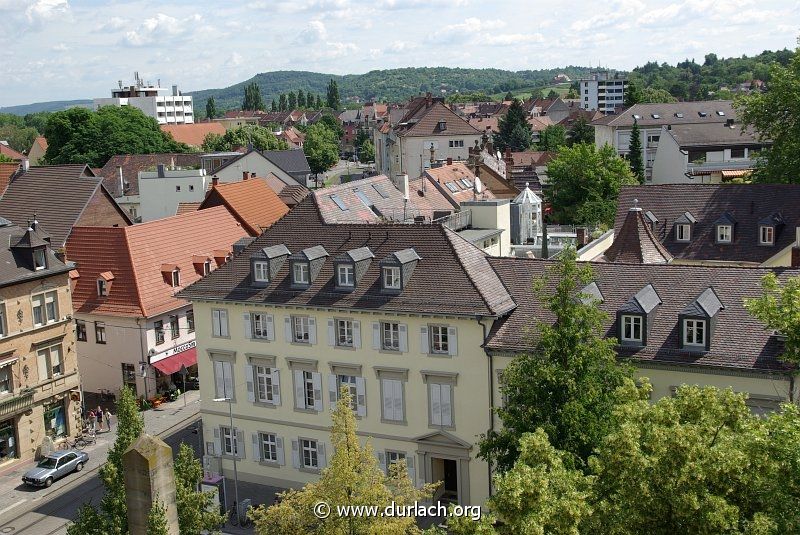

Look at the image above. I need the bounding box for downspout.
[790,373,795,404]
[476,315,492,497]
[137,317,146,400]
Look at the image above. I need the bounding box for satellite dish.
[475,177,483,194]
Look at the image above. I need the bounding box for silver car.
[22,450,89,488]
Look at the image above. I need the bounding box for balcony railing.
[0,389,35,418]
[434,210,472,231]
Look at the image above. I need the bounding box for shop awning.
[152,347,197,375]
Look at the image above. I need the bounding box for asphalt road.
[0,419,202,535]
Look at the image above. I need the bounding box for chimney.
[402,174,409,201]
[212,175,219,187]
[426,92,432,107]
[446,157,453,166]
[250,172,257,179]
[726,118,734,128]
[792,247,800,268]
[172,84,178,96]
[576,227,589,247]
[243,171,249,181]
[504,148,514,169]
[157,164,166,178]
[118,166,124,195]
[22,159,30,172]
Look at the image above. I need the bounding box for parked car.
[22,450,89,488]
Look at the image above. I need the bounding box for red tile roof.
[394,100,480,137]
[66,206,248,317]
[424,163,496,208]
[0,143,25,161]
[199,178,290,236]
[603,207,673,264]
[161,123,226,147]
[175,202,201,215]
[0,163,20,196]
[34,136,48,150]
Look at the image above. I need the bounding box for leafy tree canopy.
[242,81,265,111]
[494,99,532,153]
[318,114,344,139]
[303,123,339,174]
[359,140,375,163]
[567,116,594,145]
[537,124,566,152]
[628,120,645,184]
[744,273,800,364]
[201,124,287,152]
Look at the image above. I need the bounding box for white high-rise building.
[579,71,628,113]
[93,72,194,124]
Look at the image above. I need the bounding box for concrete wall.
[211,152,303,187]
[463,200,512,257]
[75,189,131,227]
[138,171,209,222]
[651,129,690,184]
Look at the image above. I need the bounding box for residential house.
[503,151,556,192]
[209,149,313,188]
[0,164,131,252]
[27,137,48,166]
[593,101,736,180]
[0,142,26,163]
[651,122,768,184]
[524,97,571,124]
[0,163,19,197]
[581,185,800,267]
[161,122,226,148]
[138,165,214,222]
[198,177,290,236]
[216,111,262,130]
[374,94,482,180]
[278,127,305,149]
[0,220,81,467]
[578,71,628,112]
[65,207,248,398]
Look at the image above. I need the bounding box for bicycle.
[59,430,96,450]
[228,500,253,528]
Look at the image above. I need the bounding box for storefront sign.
[150,339,197,364]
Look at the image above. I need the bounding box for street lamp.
[213,396,240,523]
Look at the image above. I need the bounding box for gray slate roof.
[0,222,71,288]
[667,122,762,148]
[592,101,736,128]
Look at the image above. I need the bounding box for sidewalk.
[0,389,201,523]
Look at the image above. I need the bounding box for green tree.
[278,94,287,112]
[494,99,532,153]
[205,96,217,120]
[546,89,559,100]
[271,99,277,112]
[303,123,339,176]
[0,125,37,153]
[326,79,341,110]
[359,140,375,163]
[44,105,187,168]
[480,249,640,472]
[565,88,578,99]
[297,89,306,108]
[735,43,800,183]
[640,87,678,103]
[628,119,645,184]
[249,387,435,534]
[315,95,323,109]
[0,154,14,163]
[146,500,170,535]
[354,128,370,150]
[568,116,594,145]
[537,124,567,152]
[504,91,514,101]
[174,444,226,533]
[546,143,637,226]
[242,82,265,111]
[202,124,287,152]
[745,273,800,364]
[288,92,297,110]
[624,81,643,107]
[318,114,344,140]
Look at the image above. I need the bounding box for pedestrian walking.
[104,408,112,433]
[89,409,97,432]
[96,405,103,431]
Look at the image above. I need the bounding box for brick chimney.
[504,148,514,170]
[426,92,432,107]
[576,227,589,247]
[212,175,219,187]
[242,171,248,181]
[446,157,453,166]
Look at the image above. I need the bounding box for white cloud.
[229,52,243,66]
[25,0,69,23]
[296,20,327,43]
[51,42,68,51]
[481,33,544,46]
[98,16,128,32]
[570,0,644,31]
[123,13,202,47]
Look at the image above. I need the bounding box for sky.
[1,0,799,107]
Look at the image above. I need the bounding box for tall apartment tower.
[579,71,628,113]
[93,72,194,125]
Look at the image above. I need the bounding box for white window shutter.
[318,442,327,468]
[372,322,381,349]
[407,456,416,486]
[251,433,260,462]
[213,427,221,456]
[355,376,366,417]
[420,326,429,354]
[312,372,323,411]
[308,317,317,344]
[328,374,338,404]
[353,321,361,348]
[271,369,281,406]
[245,364,255,403]
[243,313,252,339]
[382,379,393,420]
[293,370,305,409]
[284,317,292,342]
[448,326,458,356]
[441,384,452,426]
[276,437,285,466]
[399,324,408,353]
[377,451,386,473]
[223,362,234,400]
[37,352,48,381]
[291,439,300,468]
[327,319,336,346]
[213,361,224,398]
[266,314,275,341]
[430,383,441,426]
[393,380,403,421]
[220,309,229,337]
[236,429,245,458]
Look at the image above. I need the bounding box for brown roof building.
[198,177,290,236]
[161,122,226,147]
[97,153,203,197]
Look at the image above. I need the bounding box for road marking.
[0,499,27,518]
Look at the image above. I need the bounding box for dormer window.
[621,315,643,343]
[383,266,401,289]
[679,287,723,352]
[676,224,691,242]
[289,245,328,288]
[379,248,420,293]
[337,265,354,287]
[203,260,212,275]
[171,269,180,287]
[617,284,661,347]
[644,211,658,233]
[293,262,310,285]
[250,244,290,288]
[33,248,46,270]
[438,120,446,130]
[253,261,269,282]
[334,247,373,292]
[759,225,774,245]
[97,279,108,296]
[716,225,732,243]
[683,319,706,346]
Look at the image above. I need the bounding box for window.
[676,224,691,242]
[301,370,316,408]
[37,344,63,380]
[386,451,406,473]
[212,309,229,337]
[255,365,273,402]
[448,140,464,148]
[253,261,269,282]
[430,325,449,354]
[621,315,643,343]
[336,319,353,347]
[34,248,46,270]
[252,313,271,339]
[189,185,195,192]
[221,426,238,456]
[293,262,309,285]
[0,367,10,394]
[186,310,195,333]
[171,269,181,287]
[32,291,58,327]
[382,322,400,351]
[0,305,6,338]
[759,226,774,245]
[260,432,278,462]
[337,374,358,410]
[429,382,453,427]
[292,316,310,343]
[301,438,318,468]
[203,260,212,276]
[175,185,181,192]
[76,320,87,342]
[716,225,732,243]
[684,319,706,346]
[169,315,179,339]
[383,266,401,290]
[337,264,354,287]
[730,147,745,159]
[95,321,106,343]
[213,360,234,399]
[154,320,165,345]
[381,378,404,422]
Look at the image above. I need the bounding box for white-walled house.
[138,165,212,221]
[94,75,194,125]
[209,149,313,188]
[65,207,249,398]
